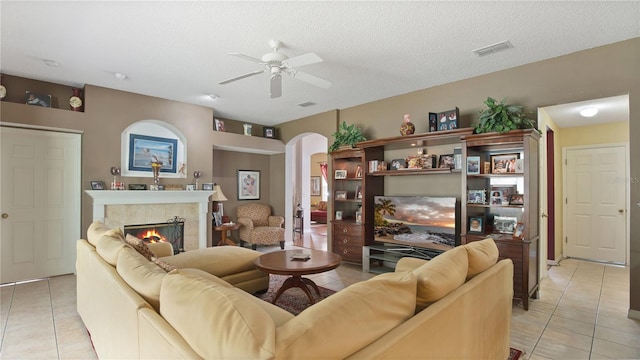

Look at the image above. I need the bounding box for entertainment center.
[329,127,539,309]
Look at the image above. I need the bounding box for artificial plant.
[328,121,367,152]
[474,97,537,134]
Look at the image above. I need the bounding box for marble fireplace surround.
[85,190,212,250]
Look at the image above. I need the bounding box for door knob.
[1,213,8,219]
[541,213,548,218]
[619,209,624,213]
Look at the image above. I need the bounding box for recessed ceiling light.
[114,72,128,80]
[44,59,60,67]
[579,107,598,117]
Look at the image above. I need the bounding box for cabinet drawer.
[333,243,362,262]
[333,223,362,236]
[334,235,361,247]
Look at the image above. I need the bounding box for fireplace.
[124,216,185,255]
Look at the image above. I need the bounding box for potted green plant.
[474,97,537,134]
[328,121,367,152]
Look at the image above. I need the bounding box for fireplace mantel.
[85,190,212,249]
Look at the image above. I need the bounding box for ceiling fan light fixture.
[580,107,598,117]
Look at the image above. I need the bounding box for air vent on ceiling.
[472,40,513,57]
[297,101,317,108]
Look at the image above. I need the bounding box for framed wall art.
[237,170,260,200]
[128,134,178,174]
[310,176,321,196]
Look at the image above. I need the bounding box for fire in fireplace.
[123,216,185,255]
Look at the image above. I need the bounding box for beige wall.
[560,121,629,148]
[282,38,640,313]
[310,152,328,205]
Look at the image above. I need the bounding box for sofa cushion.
[147,241,174,258]
[411,246,468,309]
[95,229,126,266]
[124,234,156,261]
[160,269,276,360]
[116,246,166,312]
[395,257,428,272]
[276,271,416,359]
[87,220,117,247]
[161,246,262,277]
[464,238,499,280]
[317,201,327,211]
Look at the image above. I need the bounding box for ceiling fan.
[219,40,331,98]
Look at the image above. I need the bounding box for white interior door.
[1,127,81,283]
[564,145,626,263]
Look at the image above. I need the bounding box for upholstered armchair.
[236,203,285,250]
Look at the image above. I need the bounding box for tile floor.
[1,241,638,359]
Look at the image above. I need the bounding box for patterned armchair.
[236,203,285,250]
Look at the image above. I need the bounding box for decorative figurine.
[400,114,415,136]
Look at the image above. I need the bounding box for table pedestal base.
[272,275,321,305]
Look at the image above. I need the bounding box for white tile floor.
[1,251,637,359]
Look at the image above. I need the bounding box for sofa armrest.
[147,241,174,258]
[395,257,428,272]
[268,216,284,227]
[237,217,254,230]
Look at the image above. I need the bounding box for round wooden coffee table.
[254,249,342,305]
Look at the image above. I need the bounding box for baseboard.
[629,309,640,321]
[547,255,564,266]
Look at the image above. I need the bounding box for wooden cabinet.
[333,222,363,263]
[461,129,540,310]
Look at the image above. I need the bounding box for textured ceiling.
[1,1,638,126]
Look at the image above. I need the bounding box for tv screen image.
[373,196,456,250]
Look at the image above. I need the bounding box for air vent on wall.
[297,101,317,108]
[472,40,513,57]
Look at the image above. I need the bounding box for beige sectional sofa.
[77,221,513,359]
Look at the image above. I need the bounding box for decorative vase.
[151,161,162,185]
[69,87,83,111]
[400,114,415,136]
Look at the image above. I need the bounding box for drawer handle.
[343,239,348,244]
[343,249,348,254]
[342,228,348,233]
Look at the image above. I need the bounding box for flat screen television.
[373,196,456,251]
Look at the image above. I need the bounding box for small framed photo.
[467,189,486,204]
[509,194,524,205]
[128,184,147,190]
[263,126,275,138]
[214,118,226,132]
[334,169,347,179]
[186,184,196,191]
[467,156,480,175]
[494,216,518,234]
[335,191,347,200]
[491,153,520,174]
[390,159,405,170]
[428,112,438,132]
[25,91,51,108]
[202,183,214,191]
[513,223,525,239]
[437,112,448,131]
[355,185,363,199]
[444,107,459,130]
[490,190,503,205]
[243,123,252,136]
[355,165,363,178]
[438,154,455,169]
[515,159,524,173]
[483,161,491,174]
[90,181,105,190]
[335,210,343,221]
[468,216,485,234]
[310,176,321,196]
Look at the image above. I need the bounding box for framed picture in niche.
[237,170,260,200]
[25,91,51,108]
[263,127,275,138]
[214,118,226,132]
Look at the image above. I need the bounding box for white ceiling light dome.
[579,107,598,117]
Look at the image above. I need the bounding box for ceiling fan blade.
[219,70,264,85]
[228,53,263,64]
[292,71,332,89]
[270,76,282,98]
[283,52,323,68]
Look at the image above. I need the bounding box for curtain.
[319,162,328,183]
